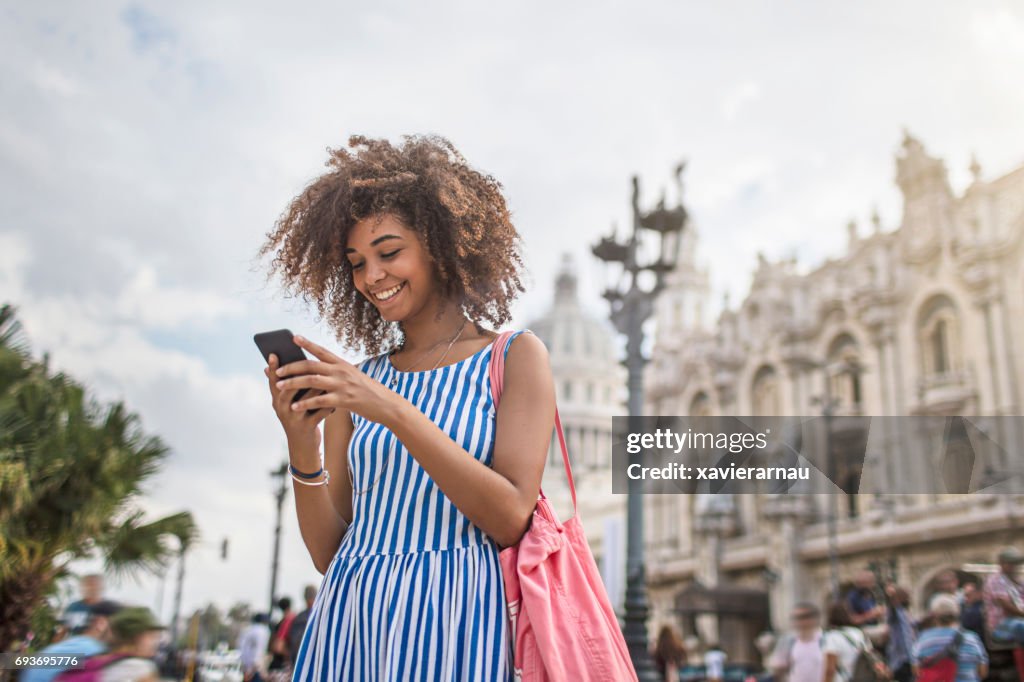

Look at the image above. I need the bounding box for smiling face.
[345,213,440,323]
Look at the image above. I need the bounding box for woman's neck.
[399,301,471,352]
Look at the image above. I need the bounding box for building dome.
[526,253,623,472]
[527,254,618,368]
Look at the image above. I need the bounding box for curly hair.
[260,134,525,356]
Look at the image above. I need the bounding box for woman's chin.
[375,306,407,323]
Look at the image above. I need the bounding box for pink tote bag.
[489,330,638,682]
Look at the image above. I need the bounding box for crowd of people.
[236,585,318,682]
[13,573,321,682]
[767,546,1024,682]
[650,546,1024,682]
[21,575,166,682]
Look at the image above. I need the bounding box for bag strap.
[489,329,577,512]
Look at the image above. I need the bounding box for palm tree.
[0,303,198,651]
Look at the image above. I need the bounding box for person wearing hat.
[97,606,166,682]
[911,594,988,681]
[22,601,123,682]
[983,546,1024,643]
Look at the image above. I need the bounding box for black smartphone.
[254,329,321,415]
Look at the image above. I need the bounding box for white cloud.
[0,232,30,303]
[31,62,82,97]
[971,8,1024,57]
[721,81,762,122]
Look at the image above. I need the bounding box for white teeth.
[374,283,404,301]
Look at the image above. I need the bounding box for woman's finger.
[302,403,333,425]
[276,374,331,392]
[294,335,344,364]
[266,354,281,394]
[275,359,325,378]
[290,392,333,413]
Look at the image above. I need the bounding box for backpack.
[916,629,963,682]
[836,629,887,682]
[53,653,131,682]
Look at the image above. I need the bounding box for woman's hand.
[264,352,328,457]
[273,335,399,425]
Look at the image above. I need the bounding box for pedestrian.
[704,643,726,682]
[821,600,884,682]
[845,570,886,627]
[959,581,985,641]
[237,614,271,682]
[267,597,294,680]
[86,606,165,682]
[768,603,824,682]
[652,624,687,682]
[884,585,916,682]
[260,134,554,681]
[919,570,962,630]
[983,546,1024,643]
[286,586,317,669]
[912,594,987,681]
[59,574,106,639]
[24,601,121,682]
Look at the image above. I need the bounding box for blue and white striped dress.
[292,332,522,682]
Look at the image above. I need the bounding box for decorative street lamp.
[810,357,866,599]
[593,163,688,680]
[269,461,289,619]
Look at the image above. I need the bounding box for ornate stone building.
[642,133,1024,662]
[528,254,628,610]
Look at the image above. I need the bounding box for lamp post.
[592,163,688,680]
[810,357,866,599]
[269,461,288,619]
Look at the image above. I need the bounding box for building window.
[826,334,863,410]
[917,295,960,380]
[689,392,712,417]
[752,366,780,415]
[563,380,572,401]
[931,319,948,374]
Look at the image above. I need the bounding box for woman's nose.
[365,259,387,284]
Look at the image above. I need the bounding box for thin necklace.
[351,320,468,495]
[388,319,468,386]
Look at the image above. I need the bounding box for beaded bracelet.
[291,468,330,486]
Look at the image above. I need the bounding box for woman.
[98,607,164,682]
[652,625,688,682]
[912,594,988,682]
[260,135,555,681]
[821,600,883,682]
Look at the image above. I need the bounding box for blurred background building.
[637,132,1024,663]
[528,254,629,612]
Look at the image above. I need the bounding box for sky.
[2,0,1023,626]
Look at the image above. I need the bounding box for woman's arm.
[322,407,354,525]
[822,651,837,682]
[265,355,349,575]
[286,428,349,575]
[384,333,554,547]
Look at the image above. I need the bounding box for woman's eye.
[350,261,364,270]
[381,250,401,259]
